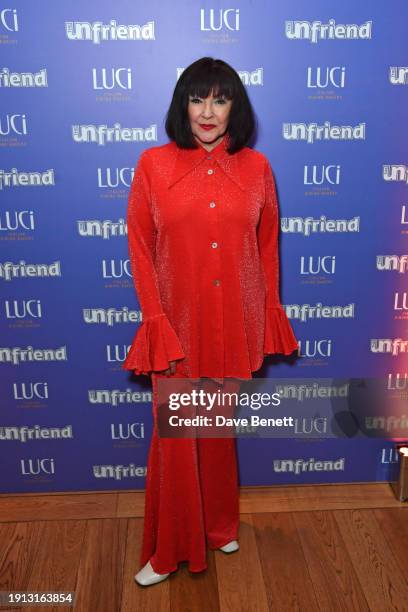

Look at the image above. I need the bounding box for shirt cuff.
[264,306,299,355]
[122,313,185,375]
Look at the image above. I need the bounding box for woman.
[122,57,298,586]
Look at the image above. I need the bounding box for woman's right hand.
[158,360,177,376]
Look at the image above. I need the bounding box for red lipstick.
[199,124,216,130]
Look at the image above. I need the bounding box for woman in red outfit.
[122,57,298,586]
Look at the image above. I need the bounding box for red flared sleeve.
[123,313,185,375]
[258,158,299,356]
[122,151,185,375]
[264,305,298,355]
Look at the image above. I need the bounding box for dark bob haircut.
[165,57,256,154]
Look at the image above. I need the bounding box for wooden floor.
[0,483,406,612]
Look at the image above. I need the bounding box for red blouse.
[122,132,298,381]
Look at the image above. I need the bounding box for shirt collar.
[167,132,245,191]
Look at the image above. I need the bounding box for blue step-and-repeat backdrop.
[1,2,407,493]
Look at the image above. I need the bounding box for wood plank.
[0,483,403,525]
[117,492,145,518]
[252,512,319,610]
[74,519,127,612]
[240,483,403,514]
[121,518,170,611]
[294,511,369,611]
[373,508,408,584]
[0,493,118,523]
[334,509,408,610]
[0,522,44,592]
[0,500,406,609]
[216,516,269,612]
[23,521,85,612]
[170,551,220,612]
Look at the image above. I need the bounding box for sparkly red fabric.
[123,133,298,381]
[123,133,299,574]
[142,373,241,574]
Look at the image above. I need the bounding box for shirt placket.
[204,153,224,375]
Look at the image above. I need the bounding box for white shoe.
[134,560,170,586]
[218,540,239,553]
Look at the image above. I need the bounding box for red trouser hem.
[140,373,241,576]
[149,555,208,575]
[148,532,240,574]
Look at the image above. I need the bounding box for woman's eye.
[189,97,227,104]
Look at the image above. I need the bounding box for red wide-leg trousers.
[139,373,241,574]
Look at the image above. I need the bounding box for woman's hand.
[158,360,177,376]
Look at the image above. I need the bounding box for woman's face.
[187,90,232,151]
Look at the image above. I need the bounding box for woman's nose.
[201,101,214,119]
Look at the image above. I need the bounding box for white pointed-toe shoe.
[218,540,239,553]
[134,560,171,586]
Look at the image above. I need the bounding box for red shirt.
[122,133,298,381]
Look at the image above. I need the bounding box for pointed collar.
[167,132,245,191]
